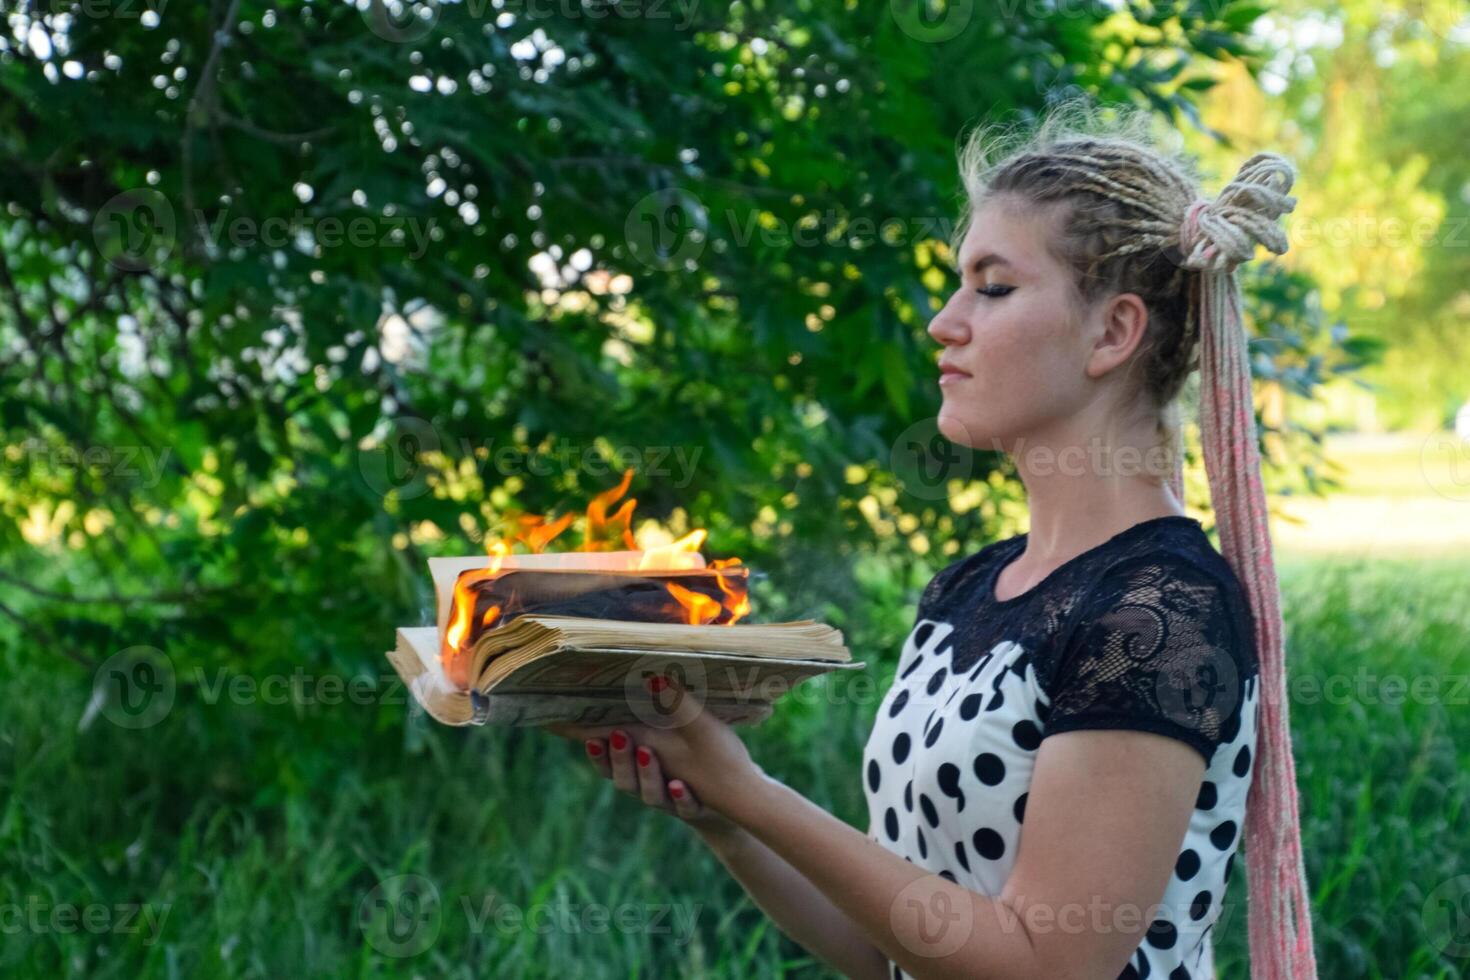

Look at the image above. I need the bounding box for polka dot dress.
[862,516,1260,980]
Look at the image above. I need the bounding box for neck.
[1007,415,1184,562]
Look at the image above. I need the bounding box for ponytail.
[1171,154,1318,980]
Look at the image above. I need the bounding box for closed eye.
[976,285,1015,298]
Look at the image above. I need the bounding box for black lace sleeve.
[1043,552,1254,763]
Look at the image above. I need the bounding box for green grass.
[1,555,1467,978]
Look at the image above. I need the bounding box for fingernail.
[647,675,669,694]
[636,746,651,767]
[610,730,628,751]
[669,782,685,800]
[585,740,603,757]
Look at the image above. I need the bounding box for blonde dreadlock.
[955,102,1317,980]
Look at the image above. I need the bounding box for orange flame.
[446,541,510,654]
[711,557,750,623]
[441,469,749,675]
[666,581,722,625]
[583,468,637,551]
[514,512,575,553]
[637,529,707,571]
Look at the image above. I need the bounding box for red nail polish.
[585,740,603,757]
[610,730,628,751]
[636,747,651,767]
[670,783,685,800]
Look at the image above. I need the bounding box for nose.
[927,290,970,347]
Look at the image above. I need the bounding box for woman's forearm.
[696,824,890,980]
[721,772,1042,980]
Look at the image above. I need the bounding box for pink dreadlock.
[955,104,1317,979]
[1176,154,1316,980]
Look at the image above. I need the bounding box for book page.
[488,645,864,699]
[471,617,850,683]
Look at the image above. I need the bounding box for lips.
[938,362,972,383]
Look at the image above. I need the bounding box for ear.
[1084,292,1150,380]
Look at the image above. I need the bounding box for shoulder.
[1043,525,1259,763]
[917,533,1024,617]
[1077,525,1258,673]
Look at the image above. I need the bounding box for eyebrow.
[965,252,1015,275]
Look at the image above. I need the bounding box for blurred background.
[0,0,1467,976]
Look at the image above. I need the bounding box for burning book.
[385,471,863,727]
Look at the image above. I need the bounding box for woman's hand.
[584,728,742,839]
[543,675,766,838]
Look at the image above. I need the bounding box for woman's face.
[927,197,1101,453]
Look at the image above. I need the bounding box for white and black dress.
[862,515,1260,980]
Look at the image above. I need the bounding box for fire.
[516,512,575,553]
[445,540,510,654]
[583,467,637,551]
[441,469,748,667]
[665,581,722,625]
[637,529,706,571]
[712,557,751,622]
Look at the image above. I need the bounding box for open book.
[385,550,864,727]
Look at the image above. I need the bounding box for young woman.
[552,104,1317,980]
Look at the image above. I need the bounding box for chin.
[936,408,981,448]
[938,404,1017,454]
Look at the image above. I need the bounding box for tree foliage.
[0,0,1362,681]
